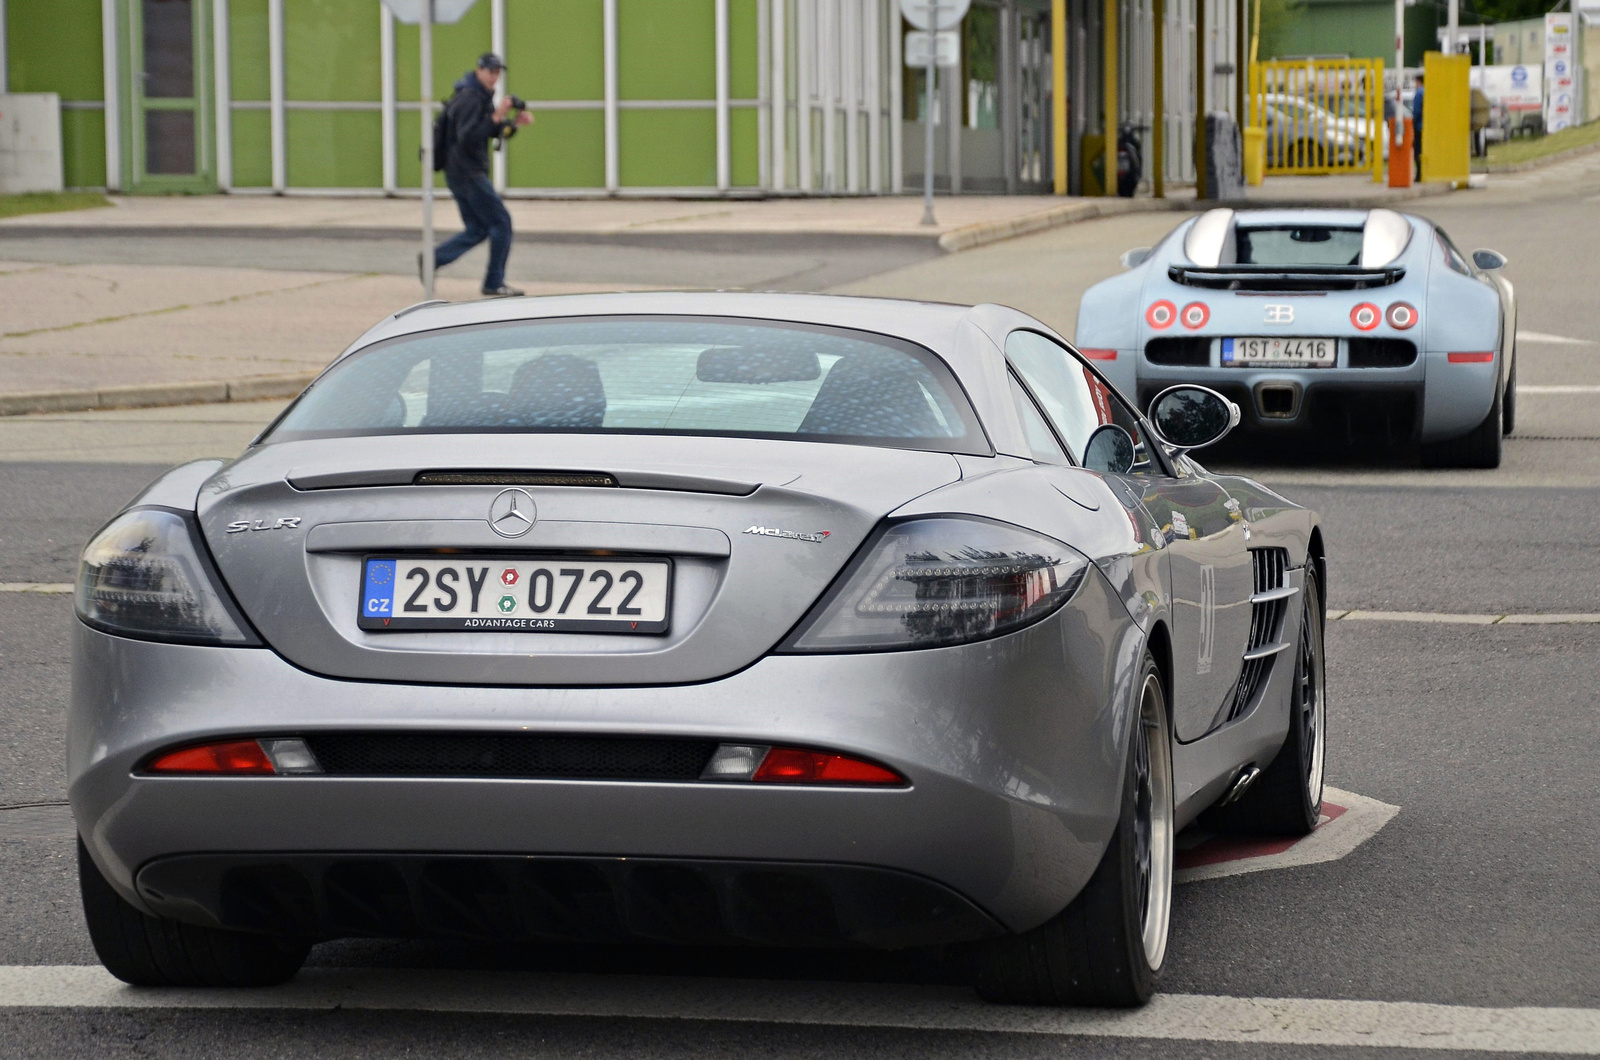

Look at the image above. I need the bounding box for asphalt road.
[2,164,1599,1055]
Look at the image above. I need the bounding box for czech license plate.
[359,556,672,634]
[1221,337,1337,367]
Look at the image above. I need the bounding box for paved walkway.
[0,176,1451,414]
[0,175,1444,243]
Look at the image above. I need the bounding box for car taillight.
[145,738,322,775]
[1146,301,1176,329]
[1447,352,1494,363]
[778,516,1090,652]
[1180,302,1209,329]
[1350,302,1381,331]
[700,743,905,785]
[77,508,259,646]
[147,740,275,774]
[1079,348,1118,361]
[1386,301,1418,329]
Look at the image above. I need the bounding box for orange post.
[1388,116,1413,188]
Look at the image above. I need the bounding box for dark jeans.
[436,172,511,290]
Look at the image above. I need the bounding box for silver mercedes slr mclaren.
[71,292,1327,1007]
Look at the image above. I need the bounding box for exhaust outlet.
[1254,382,1301,419]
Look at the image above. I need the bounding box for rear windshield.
[1236,226,1364,267]
[265,316,988,454]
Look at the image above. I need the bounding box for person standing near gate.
[1410,72,1424,179]
[428,53,533,297]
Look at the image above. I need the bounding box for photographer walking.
[429,53,532,297]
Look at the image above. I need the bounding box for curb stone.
[0,373,315,417]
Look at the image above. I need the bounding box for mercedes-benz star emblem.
[488,488,536,538]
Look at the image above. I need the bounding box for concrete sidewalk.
[0,176,1448,251]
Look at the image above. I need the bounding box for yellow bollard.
[1243,127,1266,185]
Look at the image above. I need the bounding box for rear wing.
[1167,264,1406,292]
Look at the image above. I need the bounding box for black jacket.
[443,72,508,180]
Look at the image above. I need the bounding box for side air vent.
[1346,339,1418,368]
[1227,548,1295,722]
[1145,338,1211,366]
[414,470,619,487]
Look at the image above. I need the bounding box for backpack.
[430,101,450,172]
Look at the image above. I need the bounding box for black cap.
[477,52,506,72]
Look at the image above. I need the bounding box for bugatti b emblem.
[1264,304,1295,325]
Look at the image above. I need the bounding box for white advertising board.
[1544,13,1576,131]
[1470,64,1543,113]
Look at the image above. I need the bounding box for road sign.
[899,0,971,32]
[379,0,478,23]
[905,30,960,69]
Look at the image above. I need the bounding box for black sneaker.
[481,284,524,298]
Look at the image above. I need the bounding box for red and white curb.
[1176,786,1398,884]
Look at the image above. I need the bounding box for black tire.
[1502,354,1516,436]
[1203,567,1326,837]
[79,838,309,987]
[1421,378,1503,469]
[973,654,1173,1007]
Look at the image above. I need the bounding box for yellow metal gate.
[1249,59,1385,180]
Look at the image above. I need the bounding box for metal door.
[130,0,213,189]
[1125,473,1254,742]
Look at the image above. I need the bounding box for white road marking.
[0,583,73,594]
[1175,787,1398,884]
[1334,610,1600,625]
[0,965,1595,1053]
[1518,385,1600,394]
[1517,331,1596,346]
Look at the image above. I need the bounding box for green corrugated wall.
[3,0,764,191]
[5,0,107,187]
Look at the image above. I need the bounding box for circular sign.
[1146,300,1177,329]
[1511,66,1528,83]
[900,0,971,30]
[1351,302,1381,331]
[1385,301,1417,330]
[1180,302,1210,329]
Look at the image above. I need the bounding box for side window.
[1008,374,1070,465]
[1006,330,1164,476]
[1435,229,1471,276]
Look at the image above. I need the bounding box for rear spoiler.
[1168,264,1406,291]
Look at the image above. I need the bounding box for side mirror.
[1119,247,1153,269]
[1471,248,1507,271]
[1146,385,1240,452]
[1082,424,1137,475]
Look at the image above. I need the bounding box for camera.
[495,96,528,150]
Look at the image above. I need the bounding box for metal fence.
[1249,58,1385,179]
